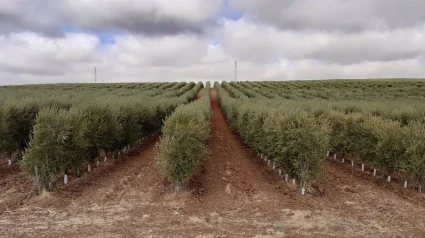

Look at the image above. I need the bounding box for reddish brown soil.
[1,89,425,237]
[0,160,37,214]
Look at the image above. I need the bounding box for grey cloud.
[0,0,221,36]
[70,8,218,36]
[0,0,65,36]
[229,0,425,32]
[0,11,63,36]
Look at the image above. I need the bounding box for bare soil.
[1,89,425,237]
[0,159,36,214]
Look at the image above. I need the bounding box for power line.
[94,67,97,83]
[234,61,237,82]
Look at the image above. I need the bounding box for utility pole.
[94,67,97,83]
[234,61,237,82]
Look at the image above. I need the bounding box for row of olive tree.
[0,83,194,161]
[19,82,204,192]
[216,82,330,193]
[328,111,425,190]
[156,82,212,192]
[0,98,72,161]
[223,81,425,191]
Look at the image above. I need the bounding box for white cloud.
[0,32,99,76]
[109,34,209,67]
[220,20,425,64]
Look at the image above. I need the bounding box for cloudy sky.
[0,0,424,85]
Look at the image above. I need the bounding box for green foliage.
[110,102,141,150]
[328,112,371,158]
[264,110,330,188]
[363,117,407,175]
[157,83,211,190]
[222,81,249,99]
[0,82,203,191]
[216,82,330,190]
[3,79,425,192]
[22,107,88,190]
[220,80,425,190]
[0,100,40,157]
[0,107,6,157]
[75,103,120,160]
[404,121,425,184]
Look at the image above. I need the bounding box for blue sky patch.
[219,0,244,21]
[212,40,221,46]
[61,25,120,45]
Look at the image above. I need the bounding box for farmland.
[1,79,425,237]
[219,79,425,193]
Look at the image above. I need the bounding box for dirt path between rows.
[1,88,425,237]
[0,160,36,214]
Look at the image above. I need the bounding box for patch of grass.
[41,190,51,199]
[273,225,285,232]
